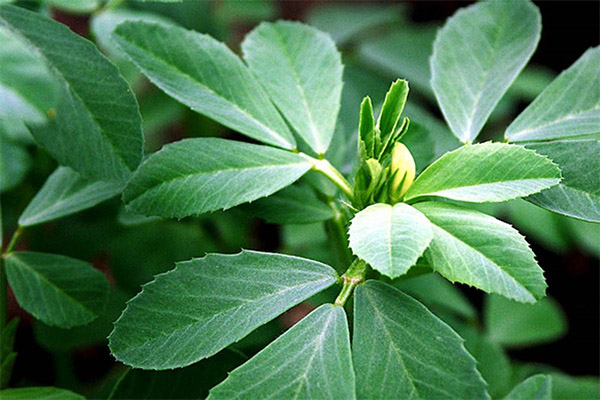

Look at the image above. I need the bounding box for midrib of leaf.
[430,223,535,301]
[6,255,96,316]
[117,32,292,149]
[271,26,322,151]
[0,17,132,174]
[115,276,332,353]
[128,162,308,201]
[363,288,421,399]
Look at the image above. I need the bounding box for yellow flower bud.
[390,142,415,201]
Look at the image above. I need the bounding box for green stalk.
[334,259,368,307]
[299,154,354,202]
[1,226,23,331]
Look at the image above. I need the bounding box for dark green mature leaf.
[208,304,355,400]
[0,25,58,124]
[431,0,541,143]
[505,375,551,400]
[4,251,109,328]
[123,138,311,218]
[241,184,334,224]
[353,281,489,399]
[0,318,18,389]
[109,251,338,369]
[348,203,433,278]
[524,140,600,222]
[414,202,547,303]
[358,24,438,97]
[242,21,342,154]
[19,167,123,227]
[400,103,461,173]
[393,273,476,319]
[0,387,84,400]
[507,47,599,142]
[0,5,143,183]
[404,143,561,204]
[485,295,566,348]
[113,20,296,150]
[109,350,246,400]
[550,373,600,400]
[0,139,30,192]
[43,0,100,14]
[306,4,403,45]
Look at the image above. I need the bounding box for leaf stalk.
[334,259,368,307]
[300,154,354,202]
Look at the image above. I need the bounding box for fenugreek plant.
[0,0,598,399]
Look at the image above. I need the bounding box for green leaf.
[43,0,100,14]
[33,290,128,352]
[393,273,476,319]
[485,295,566,348]
[0,318,18,389]
[359,96,376,158]
[4,251,109,328]
[19,167,123,227]
[506,47,600,142]
[348,203,433,278]
[0,139,31,192]
[240,184,334,225]
[566,217,600,258]
[0,387,84,400]
[400,103,461,173]
[414,202,547,303]
[455,324,513,399]
[353,281,489,399]
[113,20,296,150]
[404,143,561,204]
[430,0,541,142]
[377,79,408,146]
[109,350,246,400]
[505,375,552,400]
[208,304,355,400]
[0,5,143,184]
[109,250,338,369]
[242,21,342,154]
[123,138,311,218]
[524,140,600,222]
[307,4,403,45]
[0,25,58,124]
[358,24,438,97]
[550,373,600,400]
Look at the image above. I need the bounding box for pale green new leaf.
[19,167,123,227]
[353,281,489,399]
[348,203,433,278]
[0,25,58,124]
[113,21,295,150]
[242,21,342,154]
[404,143,561,203]
[0,5,143,183]
[507,47,600,142]
[4,251,110,328]
[109,251,338,369]
[485,295,566,348]
[241,184,334,224]
[431,0,541,142]
[525,140,600,222]
[505,375,551,400]
[414,202,547,303]
[123,138,311,218]
[208,304,355,400]
[0,387,84,400]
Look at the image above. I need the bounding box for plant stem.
[1,226,23,331]
[334,259,368,307]
[299,154,354,202]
